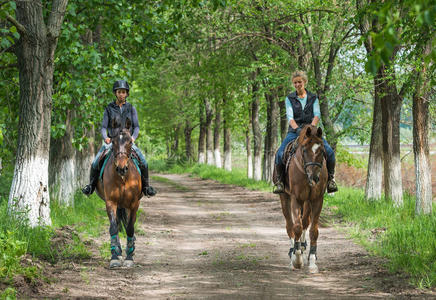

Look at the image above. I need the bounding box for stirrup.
[327,179,338,193]
[273,182,285,194]
[82,184,95,196]
[143,186,156,197]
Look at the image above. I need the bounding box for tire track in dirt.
[37,174,435,299]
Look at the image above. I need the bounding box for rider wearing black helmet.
[82,80,156,197]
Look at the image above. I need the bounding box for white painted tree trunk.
[214,149,222,168]
[414,152,432,214]
[198,152,206,164]
[206,150,214,166]
[247,153,253,179]
[9,157,51,226]
[389,156,403,207]
[51,158,75,206]
[253,155,262,181]
[224,150,231,171]
[365,90,383,201]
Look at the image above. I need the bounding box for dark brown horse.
[279,125,328,273]
[96,118,142,268]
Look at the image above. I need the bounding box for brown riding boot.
[273,163,285,194]
[327,174,338,193]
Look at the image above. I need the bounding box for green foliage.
[0,287,16,300]
[0,231,37,283]
[325,188,436,288]
[336,145,367,169]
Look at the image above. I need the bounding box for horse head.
[112,118,133,177]
[299,125,326,187]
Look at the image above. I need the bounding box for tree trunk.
[262,90,278,182]
[223,98,231,171]
[380,67,403,206]
[8,0,68,226]
[252,82,262,181]
[75,126,95,189]
[278,98,287,141]
[184,119,194,162]
[49,110,76,206]
[198,100,206,163]
[205,99,214,165]
[365,76,383,201]
[213,101,222,168]
[246,107,253,179]
[413,45,432,215]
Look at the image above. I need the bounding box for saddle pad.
[131,157,141,176]
[282,139,299,165]
[99,150,112,180]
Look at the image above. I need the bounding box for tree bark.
[198,100,206,163]
[205,99,214,165]
[413,44,432,215]
[380,67,403,206]
[49,110,76,206]
[262,89,278,182]
[75,126,95,189]
[365,76,383,201]
[184,119,194,162]
[246,108,253,179]
[357,0,383,201]
[8,0,68,226]
[223,97,231,171]
[278,98,287,141]
[252,79,262,181]
[213,101,222,168]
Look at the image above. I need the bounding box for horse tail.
[116,207,128,233]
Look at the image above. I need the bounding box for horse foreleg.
[280,194,296,260]
[308,199,322,274]
[123,205,138,268]
[290,197,304,269]
[107,201,122,268]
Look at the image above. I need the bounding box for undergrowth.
[0,165,106,298]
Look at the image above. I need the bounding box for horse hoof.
[308,254,318,273]
[292,250,304,269]
[308,265,319,273]
[123,259,134,268]
[110,259,122,269]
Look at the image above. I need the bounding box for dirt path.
[36,174,435,299]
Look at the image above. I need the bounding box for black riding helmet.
[113,80,130,94]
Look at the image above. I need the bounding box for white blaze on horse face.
[120,134,123,141]
[312,143,320,154]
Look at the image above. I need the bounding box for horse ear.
[125,118,131,130]
[317,127,323,138]
[306,127,311,137]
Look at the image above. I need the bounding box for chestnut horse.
[279,125,328,273]
[96,118,142,268]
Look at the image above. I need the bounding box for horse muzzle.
[116,165,128,176]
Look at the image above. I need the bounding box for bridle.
[301,145,325,184]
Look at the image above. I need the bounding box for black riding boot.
[273,162,286,194]
[326,159,338,193]
[82,166,100,196]
[139,164,156,197]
